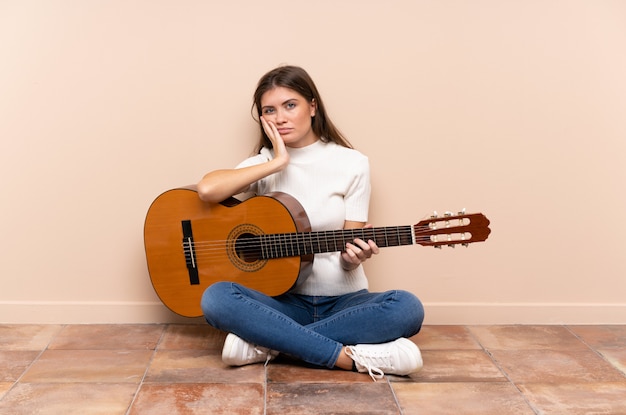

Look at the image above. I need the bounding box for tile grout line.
[386,377,404,415]
[1,324,68,403]
[465,325,542,415]
[563,324,626,378]
[124,323,168,415]
[263,359,270,415]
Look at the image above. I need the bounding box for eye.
[285,101,296,109]
[262,107,275,115]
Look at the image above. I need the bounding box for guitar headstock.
[414,211,491,248]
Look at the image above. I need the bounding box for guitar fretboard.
[256,226,416,259]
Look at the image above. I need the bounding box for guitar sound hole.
[235,233,261,263]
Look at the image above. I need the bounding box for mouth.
[277,128,293,135]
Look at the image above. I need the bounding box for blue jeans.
[201,282,424,368]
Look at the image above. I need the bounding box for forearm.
[197,159,286,203]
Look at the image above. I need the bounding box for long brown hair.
[251,65,353,153]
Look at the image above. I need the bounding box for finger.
[368,240,380,255]
[260,116,275,139]
[351,238,372,253]
[342,247,359,263]
[347,243,369,261]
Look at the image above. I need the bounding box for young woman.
[198,65,424,380]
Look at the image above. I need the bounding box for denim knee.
[396,290,425,336]
[200,281,232,327]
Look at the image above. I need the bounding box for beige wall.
[1,0,625,324]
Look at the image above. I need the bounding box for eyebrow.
[261,98,299,111]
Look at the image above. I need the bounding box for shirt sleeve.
[344,154,371,222]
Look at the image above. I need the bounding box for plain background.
[1,0,625,324]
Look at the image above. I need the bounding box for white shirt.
[236,140,371,296]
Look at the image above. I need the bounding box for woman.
[198,65,424,381]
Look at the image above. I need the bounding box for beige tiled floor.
[1,324,625,414]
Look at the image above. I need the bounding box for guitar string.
[186,226,427,250]
[181,213,477,250]
[185,225,470,250]
[183,226,473,258]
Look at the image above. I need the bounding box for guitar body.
[144,187,312,317]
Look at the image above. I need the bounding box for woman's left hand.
[340,224,380,270]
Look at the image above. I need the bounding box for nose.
[274,108,287,124]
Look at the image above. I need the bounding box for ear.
[310,98,317,117]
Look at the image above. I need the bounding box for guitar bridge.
[181,220,200,285]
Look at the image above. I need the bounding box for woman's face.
[260,86,318,148]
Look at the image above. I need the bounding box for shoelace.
[344,346,385,382]
[257,347,273,367]
[251,346,276,367]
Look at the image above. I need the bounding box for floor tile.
[267,382,400,414]
[157,324,225,351]
[412,325,482,350]
[568,325,626,349]
[393,382,535,415]
[0,325,63,351]
[145,349,266,383]
[0,382,137,415]
[519,382,626,415]
[0,382,13,399]
[469,325,588,350]
[0,350,40,382]
[489,349,626,384]
[2,323,625,413]
[129,383,264,415]
[407,350,506,383]
[21,349,153,383]
[48,324,165,350]
[268,360,372,383]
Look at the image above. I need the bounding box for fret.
[309,232,315,255]
[285,233,292,256]
[327,231,335,252]
[287,233,295,256]
[285,233,291,257]
[333,230,342,252]
[296,232,305,255]
[273,233,280,258]
[270,233,279,258]
[259,234,266,259]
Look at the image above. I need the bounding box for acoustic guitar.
[144,187,491,317]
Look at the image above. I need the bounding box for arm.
[197,162,282,203]
[197,117,289,203]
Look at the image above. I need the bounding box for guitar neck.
[259,226,416,259]
[255,211,491,259]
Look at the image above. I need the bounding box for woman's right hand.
[261,116,290,170]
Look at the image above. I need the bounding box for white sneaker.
[221,333,278,366]
[345,338,423,381]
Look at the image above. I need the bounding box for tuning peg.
[448,244,456,248]
[444,211,453,217]
[434,245,442,249]
[431,211,438,219]
[458,208,466,215]
[462,243,469,247]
